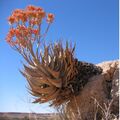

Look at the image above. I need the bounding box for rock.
[66,60,119,120]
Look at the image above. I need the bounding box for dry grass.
[54,97,119,120]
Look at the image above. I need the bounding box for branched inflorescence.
[6,5,54,47]
[6,5,102,107]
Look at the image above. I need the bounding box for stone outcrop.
[67,60,119,120]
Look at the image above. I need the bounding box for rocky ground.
[0,112,60,120]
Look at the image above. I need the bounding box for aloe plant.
[6,5,102,108]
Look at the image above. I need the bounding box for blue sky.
[0,0,118,113]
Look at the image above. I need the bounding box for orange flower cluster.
[6,5,54,47]
[47,13,54,23]
[6,26,38,47]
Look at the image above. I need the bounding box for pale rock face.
[67,60,119,120]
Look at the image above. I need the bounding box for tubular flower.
[6,33,17,46]
[32,29,39,35]
[6,34,12,43]
[26,11,36,18]
[14,29,21,37]
[36,7,43,11]
[26,5,37,11]
[12,9,23,14]
[9,28,15,36]
[6,28,15,45]
[29,20,37,25]
[8,16,15,24]
[47,13,54,23]
[37,10,46,18]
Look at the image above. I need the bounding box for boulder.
[67,60,119,120]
